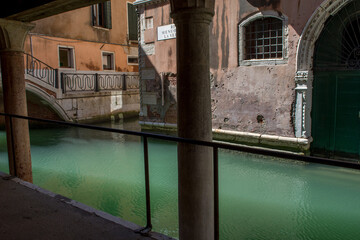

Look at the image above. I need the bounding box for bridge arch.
[25,82,71,122]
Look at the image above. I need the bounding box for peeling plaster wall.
[24,35,138,72]
[137,0,325,138]
[24,0,139,73]
[209,0,324,137]
[30,0,134,45]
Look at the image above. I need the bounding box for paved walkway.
[0,172,172,240]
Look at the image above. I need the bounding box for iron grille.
[245,17,283,60]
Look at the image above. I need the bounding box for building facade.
[0,0,140,124]
[25,0,139,73]
[135,0,360,159]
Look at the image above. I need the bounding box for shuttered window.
[92,1,112,29]
[127,3,138,41]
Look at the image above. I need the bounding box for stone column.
[170,1,215,239]
[0,19,34,182]
[294,70,312,138]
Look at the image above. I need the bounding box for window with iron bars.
[244,17,283,60]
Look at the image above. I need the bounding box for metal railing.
[25,53,58,88]
[24,53,140,94]
[1,112,360,239]
[61,72,139,93]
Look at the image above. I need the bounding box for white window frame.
[58,45,75,69]
[127,55,139,65]
[239,11,289,66]
[101,51,115,71]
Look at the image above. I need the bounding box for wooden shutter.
[91,5,96,26]
[128,3,138,41]
[104,1,112,29]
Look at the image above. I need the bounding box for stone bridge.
[1,53,140,122]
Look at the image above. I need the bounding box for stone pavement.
[0,172,173,240]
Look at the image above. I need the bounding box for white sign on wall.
[157,24,176,41]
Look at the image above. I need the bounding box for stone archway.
[25,83,71,121]
[294,0,353,139]
[296,0,360,160]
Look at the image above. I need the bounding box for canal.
[1,118,360,240]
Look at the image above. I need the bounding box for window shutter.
[104,1,112,29]
[91,5,95,26]
[128,3,138,41]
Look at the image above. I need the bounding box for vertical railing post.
[143,136,152,230]
[136,136,152,235]
[61,72,66,94]
[122,74,127,91]
[54,69,59,89]
[95,73,99,92]
[213,147,219,240]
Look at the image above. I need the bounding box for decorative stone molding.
[0,19,34,52]
[297,0,351,71]
[295,70,309,85]
[294,70,313,138]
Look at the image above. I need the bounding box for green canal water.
[1,118,360,239]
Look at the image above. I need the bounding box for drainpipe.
[30,34,34,57]
[161,72,165,106]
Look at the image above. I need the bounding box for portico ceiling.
[1,0,108,22]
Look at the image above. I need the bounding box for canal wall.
[0,70,140,125]
[140,121,309,153]
[57,90,140,123]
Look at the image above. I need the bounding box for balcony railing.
[24,53,139,95]
[61,72,139,93]
[1,112,359,239]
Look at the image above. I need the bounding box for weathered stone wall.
[137,0,325,138]
[0,89,140,125]
[58,91,140,122]
[209,0,323,137]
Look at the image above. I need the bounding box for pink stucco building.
[135,0,360,159]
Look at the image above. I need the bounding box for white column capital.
[0,19,35,52]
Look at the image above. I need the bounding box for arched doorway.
[312,0,360,160]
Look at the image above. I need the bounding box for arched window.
[342,17,360,69]
[239,11,288,66]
